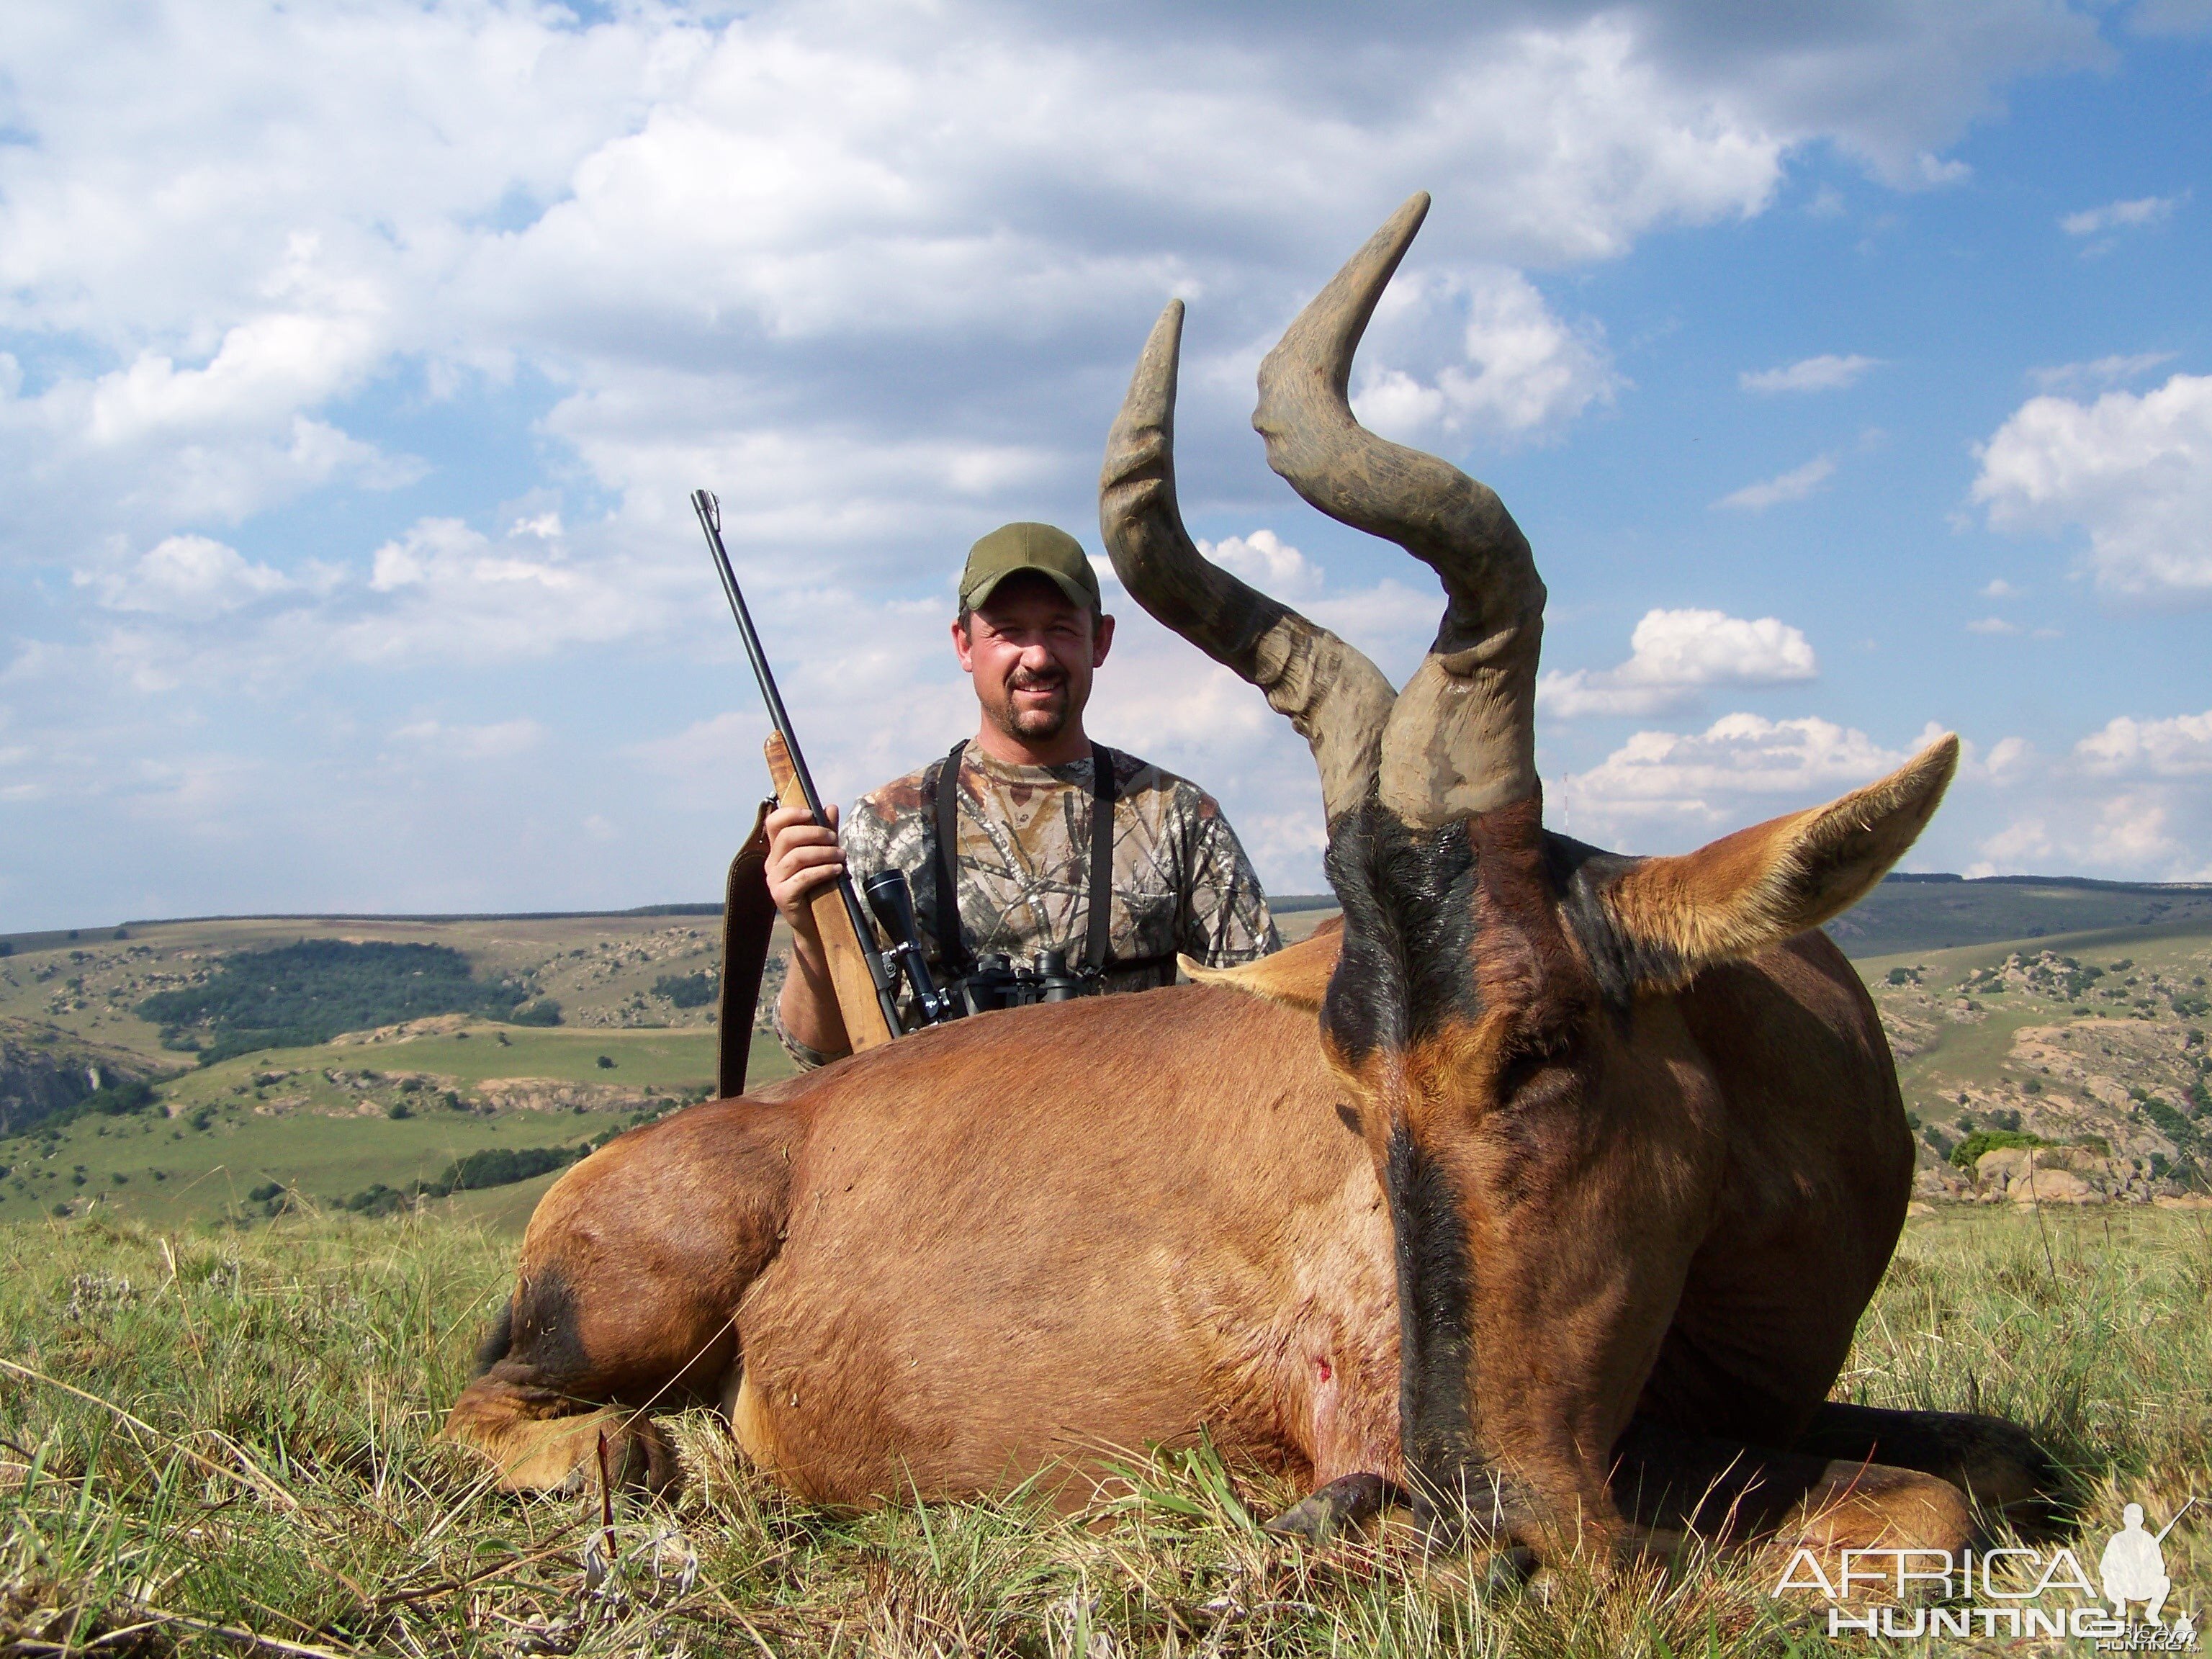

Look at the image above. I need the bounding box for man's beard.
[986,670,1071,742]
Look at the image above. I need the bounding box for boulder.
[2007,1166,2099,1205]
[1974,1146,2110,1203]
[0,1018,163,1136]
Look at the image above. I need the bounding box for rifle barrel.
[692,489,906,1038]
[2154,1496,2196,1544]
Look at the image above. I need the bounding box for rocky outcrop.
[0,1019,163,1136]
[1972,1144,2171,1205]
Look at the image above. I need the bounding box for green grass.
[1,1206,2206,1655]
[1856,919,2212,1136]
[0,1026,795,1228]
[0,912,746,1069]
[1824,878,2212,958]
[1,1103,595,1228]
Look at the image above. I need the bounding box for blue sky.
[3,0,2209,930]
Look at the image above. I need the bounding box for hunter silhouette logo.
[1773,1497,2199,1646]
[2102,1501,2196,1635]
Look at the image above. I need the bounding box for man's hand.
[766,802,853,1061]
[765,802,845,934]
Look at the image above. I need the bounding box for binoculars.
[860,867,1102,1029]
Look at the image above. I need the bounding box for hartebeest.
[445,195,2051,1565]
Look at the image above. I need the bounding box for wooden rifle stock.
[763,733,896,1053]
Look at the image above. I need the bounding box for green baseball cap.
[958,522,1102,614]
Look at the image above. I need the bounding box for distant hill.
[4,880,2209,1225]
[1268,877,2212,957]
[1824,875,2212,959]
[14,875,2209,963]
[0,1017,167,1138]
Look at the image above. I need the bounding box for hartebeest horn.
[1255,192,1547,827]
[1100,298,1396,825]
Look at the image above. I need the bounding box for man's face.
[953,574,1115,747]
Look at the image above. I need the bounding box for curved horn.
[1255,192,1547,826]
[1100,297,1395,825]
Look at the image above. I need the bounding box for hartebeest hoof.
[441,1388,678,1496]
[1790,1402,2067,1532]
[1781,1460,1974,1559]
[1264,1471,1403,1543]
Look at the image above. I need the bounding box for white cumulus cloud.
[78,534,292,621]
[1739,354,1881,394]
[1972,371,2212,602]
[1351,267,1622,444]
[1714,454,1836,511]
[1197,530,1324,603]
[2059,193,2185,236]
[2073,709,2212,776]
[1551,713,1912,843]
[1540,608,1817,717]
[1956,708,2212,881]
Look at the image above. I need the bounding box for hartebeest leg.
[1609,1416,1974,1555]
[1789,1402,2064,1530]
[441,1097,803,1493]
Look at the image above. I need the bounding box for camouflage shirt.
[775,743,1279,1068]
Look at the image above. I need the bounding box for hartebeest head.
[1100,193,1957,1548]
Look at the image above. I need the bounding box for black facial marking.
[1386,1122,1476,1488]
[1544,831,1684,1007]
[1321,801,1481,1067]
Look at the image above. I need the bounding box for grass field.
[0,1024,799,1228]
[1,1205,2205,1656]
[1855,917,2212,1186]
[1824,876,2212,958]
[2,891,2209,1650]
[22,895,2209,1227]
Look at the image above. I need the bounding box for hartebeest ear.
[1583,735,1959,993]
[1182,917,1343,1014]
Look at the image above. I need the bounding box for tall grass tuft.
[1,1207,2206,1655]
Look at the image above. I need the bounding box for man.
[767,521,1280,1067]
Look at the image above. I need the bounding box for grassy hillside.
[6,880,2208,1228]
[0,908,808,1227]
[0,1021,806,1227]
[0,910,757,1058]
[1858,917,2211,1192]
[1825,873,2212,958]
[1,1205,2203,1655]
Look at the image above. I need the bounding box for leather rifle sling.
[763,733,896,1053]
[715,797,778,1097]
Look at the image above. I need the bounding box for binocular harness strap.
[1083,740,1118,972]
[929,739,1119,978]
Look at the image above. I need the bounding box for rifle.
[693,489,912,1045]
[692,490,1094,1053]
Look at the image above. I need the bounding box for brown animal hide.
[450,986,1401,1504]
[444,195,2056,1571]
